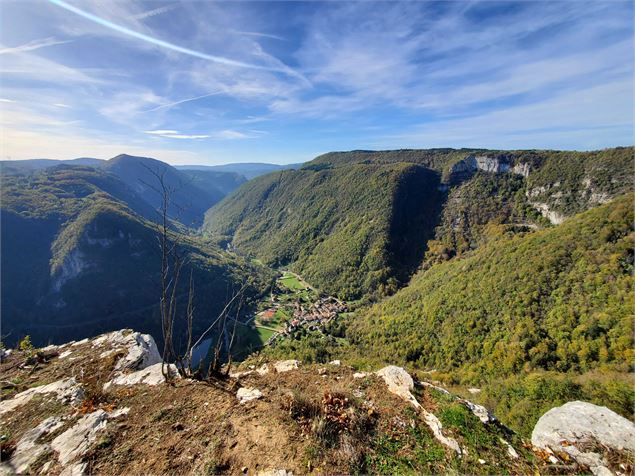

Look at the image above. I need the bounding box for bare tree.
[142,163,247,382]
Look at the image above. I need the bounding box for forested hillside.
[347,194,634,376]
[312,147,633,221]
[0,165,272,347]
[204,163,444,300]
[204,147,633,300]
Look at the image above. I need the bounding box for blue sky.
[0,0,633,165]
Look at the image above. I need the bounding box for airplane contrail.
[144,91,224,113]
[47,0,305,79]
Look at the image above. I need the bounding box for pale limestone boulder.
[103,362,177,390]
[375,366,420,408]
[273,360,299,373]
[52,410,109,465]
[532,401,635,476]
[237,387,263,404]
[376,366,461,454]
[7,416,63,473]
[0,378,83,416]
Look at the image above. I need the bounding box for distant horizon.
[1,1,632,164]
[2,143,634,168]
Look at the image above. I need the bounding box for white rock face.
[52,410,109,465]
[450,155,512,176]
[329,360,341,366]
[376,366,420,409]
[273,360,299,373]
[237,387,263,404]
[52,249,91,293]
[511,162,531,177]
[7,416,64,473]
[103,363,177,390]
[92,330,161,371]
[530,202,566,225]
[532,401,635,475]
[0,377,83,416]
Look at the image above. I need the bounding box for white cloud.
[47,0,304,77]
[0,37,70,55]
[129,4,177,21]
[144,129,179,135]
[143,129,209,139]
[379,78,634,150]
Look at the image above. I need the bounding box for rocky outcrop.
[51,249,91,293]
[376,366,461,454]
[0,377,83,416]
[447,154,532,184]
[52,410,110,466]
[532,401,635,476]
[103,362,178,390]
[92,330,162,371]
[6,416,64,473]
[375,366,420,408]
[530,201,566,225]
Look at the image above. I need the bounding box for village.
[251,271,348,347]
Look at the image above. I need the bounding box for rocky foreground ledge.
[1,330,633,475]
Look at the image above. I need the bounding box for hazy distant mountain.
[177,162,304,179]
[0,157,103,174]
[101,154,228,228]
[179,169,247,196]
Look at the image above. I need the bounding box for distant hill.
[101,154,227,228]
[0,165,272,347]
[177,162,303,179]
[0,157,103,175]
[204,163,444,300]
[1,156,249,227]
[179,169,247,196]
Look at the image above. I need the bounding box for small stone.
[237,387,263,404]
[467,388,481,394]
[478,459,486,465]
[273,360,299,373]
[318,368,327,375]
[329,360,341,366]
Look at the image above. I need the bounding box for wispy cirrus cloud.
[128,4,177,22]
[0,37,70,55]
[143,129,210,140]
[143,128,261,140]
[47,0,305,79]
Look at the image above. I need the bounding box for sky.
[0,0,633,165]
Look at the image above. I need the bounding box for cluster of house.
[266,296,347,346]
